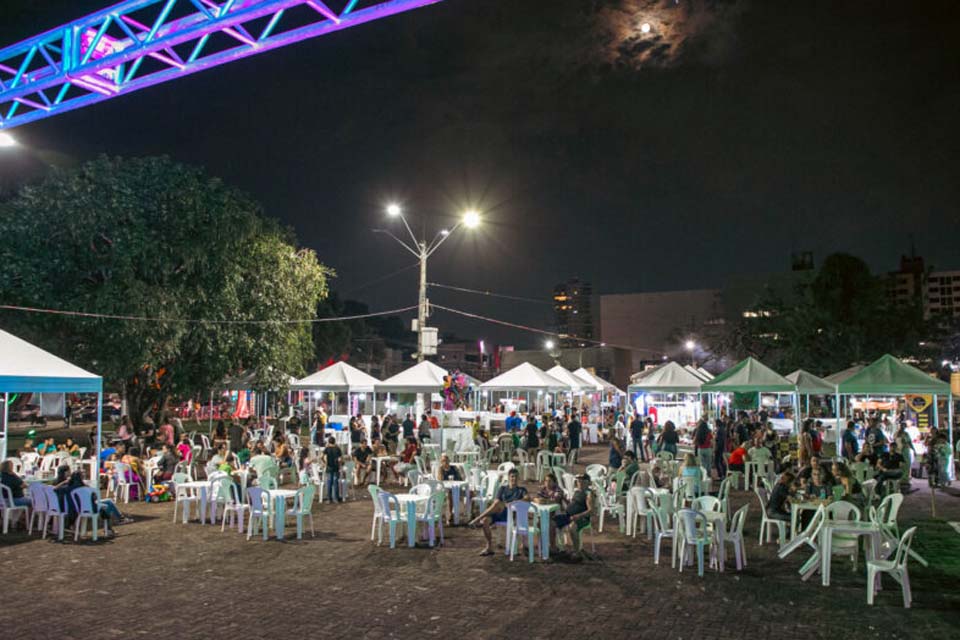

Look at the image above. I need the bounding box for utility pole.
[417,241,428,362]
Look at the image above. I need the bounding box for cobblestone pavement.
[2,446,958,640]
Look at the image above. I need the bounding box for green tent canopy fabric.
[824,365,864,386]
[786,369,836,395]
[628,361,703,393]
[702,357,795,393]
[836,354,951,395]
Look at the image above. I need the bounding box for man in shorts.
[469,468,528,556]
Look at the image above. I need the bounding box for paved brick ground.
[2,446,958,640]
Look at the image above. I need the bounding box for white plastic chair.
[71,486,108,541]
[111,462,138,504]
[515,450,536,481]
[36,455,58,480]
[470,474,500,517]
[594,481,624,533]
[171,474,200,524]
[585,464,607,483]
[755,488,789,546]
[676,508,714,577]
[825,500,862,569]
[221,482,249,534]
[246,487,271,541]
[507,501,539,563]
[723,504,749,571]
[27,482,47,534]
[630,487,656,539]
[0,484,28,534]
[691,495,722,516]
[377,490,405,549]
[39,485,66,540]
[413,491,445,547]
[369,485,385,542]
[6,458,23,474]
[496,462,516,480]
[778,505,825,581]
[651,503,675,567]
[285,484,316,540]
[867,527,918,608]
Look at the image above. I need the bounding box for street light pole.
[377,205,480,362]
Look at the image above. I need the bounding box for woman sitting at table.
[800,456,834,502]
[678,453,702,493]
[156,444,179,482]
[856,441,878,467]
[831,461,865,508]
[274,437,294,469]
[552,473,594,559]
[437,453,461,482]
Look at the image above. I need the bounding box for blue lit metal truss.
[0,0,444,129]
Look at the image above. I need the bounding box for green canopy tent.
[702,357,799,432]
[834,355,953,472]
[786,369,836,419]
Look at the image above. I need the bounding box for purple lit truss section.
[0,0,444,129]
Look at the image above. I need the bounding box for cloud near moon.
[590,0,748,68]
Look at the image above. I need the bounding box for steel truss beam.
[0,0,443,129]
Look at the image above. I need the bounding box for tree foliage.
[712,253,935,376]
[0,156,329,426]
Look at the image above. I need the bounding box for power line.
[427,282,551,305]
[430,303,664,355]
[0,304,417,325]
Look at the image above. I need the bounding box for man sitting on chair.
[553,473,594,558]
[352,440,374,485]
[468,468,528,556]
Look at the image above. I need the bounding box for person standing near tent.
[714,417,729,479]
[630,413,646,462]
[894,422,915,485]
[567,413,583,456]
[842,421,860,461]
[693,420,713,476]
[418,414,431,444]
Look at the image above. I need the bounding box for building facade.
[552,278,595,347]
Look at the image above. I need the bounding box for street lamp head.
[463,210,481,228]
[386,203,402,217]
[0,132,18,148]
[685,340,696,351]
[544,339,555,350]
[440,229,450,236]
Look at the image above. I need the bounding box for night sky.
[2,0,959,348]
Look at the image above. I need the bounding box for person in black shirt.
[0,460,31,508]
[352,441,374,485]
[469,468,528,556]
[385,418,400,454]
[567,417,582,452]
[629,414,645,462]
[322,437,343,503]
[766,471,794,522]
[524,416,539,451]
[875,442,904,496]
[156,444,178,481]
[553,473,594,556]
[402,414,415,439]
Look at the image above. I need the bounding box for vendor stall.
[292,361,380,443]
[702,357,799,433]
[627,361,704,431]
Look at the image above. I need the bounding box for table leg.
[626,496,634,536]
[790,505,798,541]
[452,486,461,525]
[821,528,832,587]
[745,463,751,490]
[275,495,285,539]
[407,501,417,548]
[376,461,382,487]
[539,510,549,560]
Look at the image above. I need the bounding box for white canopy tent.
[572,367,624,395]
[292,361,381,428]
[685,364,710,382]
[0,328,103,475]
[376,360,448,394]
[546,365,592,392]
[481,362,567,414]
[628,361,705,426]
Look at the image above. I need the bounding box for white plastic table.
[271,489,299,539]
[531,502,560,560]
[394,493,429,547]
[373,456,396,486]
[442,480,469,524]
[819,520,881,586]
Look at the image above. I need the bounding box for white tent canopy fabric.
[376,361,449,393]
[786,369,836,395]
[0,328,101,393]
[684,364,711,382]
[546,365,592,392]
[630,361,704,393]
[480,362,568,391]
[697,367,714,380]
[630,362,666,384]
[292,361,380,393]
[572,367,624,395]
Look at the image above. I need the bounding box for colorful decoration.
[441,370,472,411]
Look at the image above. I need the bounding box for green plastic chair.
[287,484,316,539]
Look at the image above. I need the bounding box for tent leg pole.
[95,389,103,487]
[948,394,955,481]
[835,393,842,458]
[1,392,8,461]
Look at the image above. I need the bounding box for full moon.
[640,22,651,33]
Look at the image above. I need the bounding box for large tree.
[0,156,329,428]
[712,253,935,375]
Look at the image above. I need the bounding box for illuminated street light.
[685,340,696,351]
[544,339,555,350]
[0,132,17,148]
[463,210,481,228]
[386,203,402,217]
[440,229,450,236]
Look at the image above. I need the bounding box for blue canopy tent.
[0,328,103,480]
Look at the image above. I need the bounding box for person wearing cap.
[505,411,522,433]
[468,468,528,556]
[552,473,594,556]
